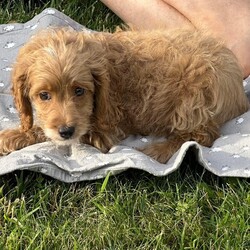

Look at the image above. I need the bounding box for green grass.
[0,0,121,30]
[0,1,249,249]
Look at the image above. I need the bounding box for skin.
[101,0,250,78]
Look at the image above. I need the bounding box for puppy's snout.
[58,126,75,139]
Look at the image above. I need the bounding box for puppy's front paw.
[81,132,116,153]
[0,129,30,155]
[0,127,46,155]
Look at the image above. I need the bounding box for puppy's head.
[12,28,108,144]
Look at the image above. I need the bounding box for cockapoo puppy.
[0,28,248,163]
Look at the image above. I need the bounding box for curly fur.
[0,27,248,163]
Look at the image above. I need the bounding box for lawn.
[0,0,249,249]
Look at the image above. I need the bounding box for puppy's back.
[101,29,249,133]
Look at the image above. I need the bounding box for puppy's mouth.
[44,126,85,145]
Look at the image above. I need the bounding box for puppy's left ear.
[11,56,33,132]
[81,37,111,118]
[91,65,110,118]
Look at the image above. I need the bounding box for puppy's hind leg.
[0,126,47,156]
[140,121,220,164]
[139,136,187,164]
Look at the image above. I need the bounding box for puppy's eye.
[75,87,85,96]
[39,92,51,101]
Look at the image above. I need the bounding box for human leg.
[164,0,250,77]
[100,0,191,30]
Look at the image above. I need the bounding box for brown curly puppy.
[0,28,248,163]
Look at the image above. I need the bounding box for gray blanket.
[0,8,249,182]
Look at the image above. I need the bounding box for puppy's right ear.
[11,58,33,132]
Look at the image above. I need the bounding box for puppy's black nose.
[58,126,75,139]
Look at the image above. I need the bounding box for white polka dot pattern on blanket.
[221,165,230,171]
[209,147,222,153]
[3,25,15,32]
[243,78,250,86]
[44,9,56,14]
[2,67,12,72]
[236,117,244,124]
[4,42,16,49]
[30,24,38,30]
[7,105,17,114]
[141,137,149,143]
